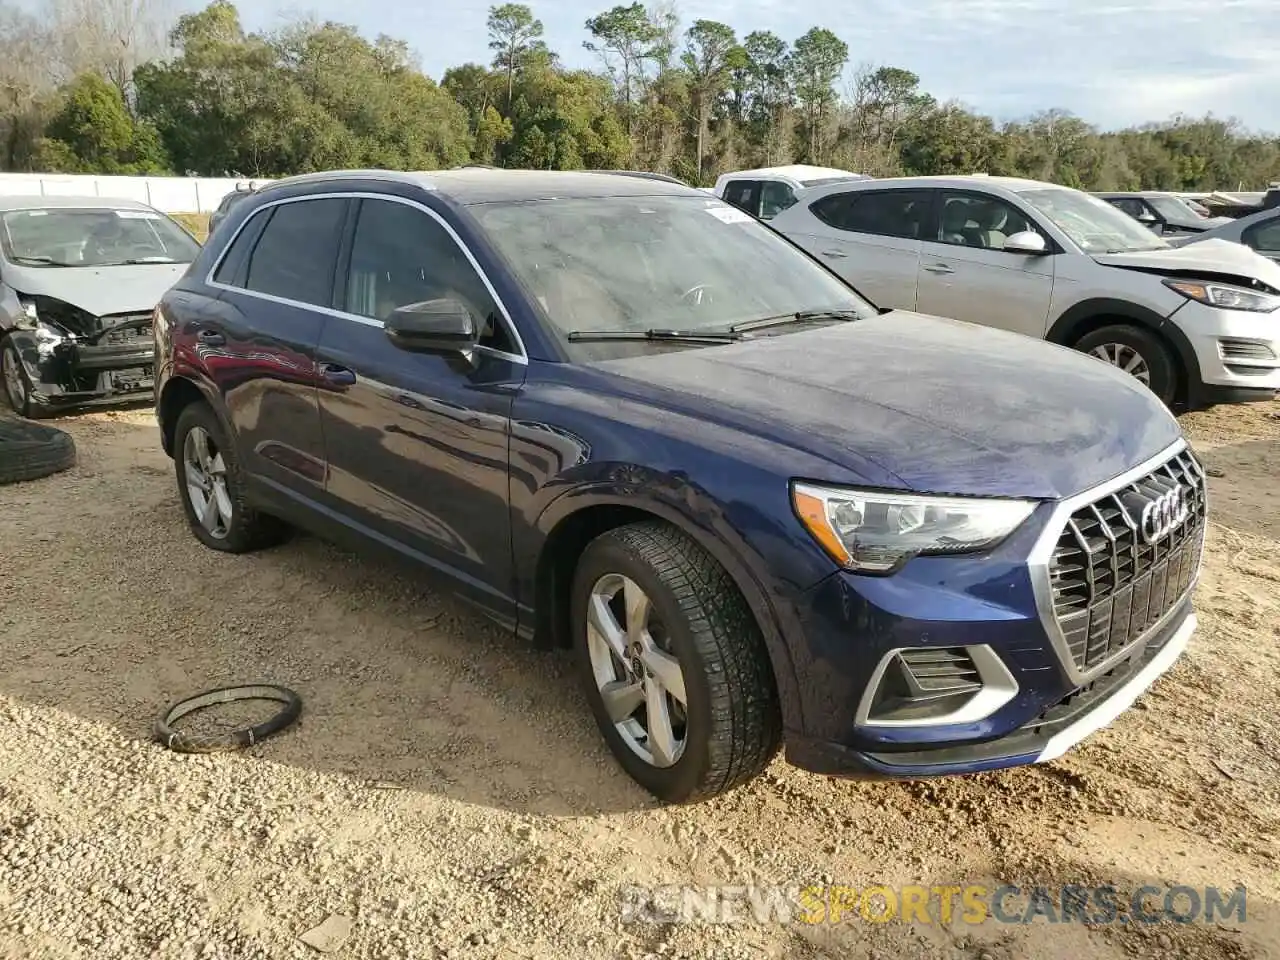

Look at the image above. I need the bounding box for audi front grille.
[1048,448,1206,672]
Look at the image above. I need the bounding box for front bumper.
[1172,299,1280,398]
[781,440,1204,779]
[12,328,154,411]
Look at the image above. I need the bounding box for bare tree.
[44,0,174,95]
[0,4,58,167]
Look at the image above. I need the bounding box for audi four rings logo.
[1140,487,1188,544]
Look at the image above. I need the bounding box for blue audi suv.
[153,169,1205,803]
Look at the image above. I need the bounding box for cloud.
[231,0,1280,132]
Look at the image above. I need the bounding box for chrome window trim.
[1027,436,1206,686]
[204,190,529,366]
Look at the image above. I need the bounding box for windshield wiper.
[99,257,179,265]
[729,308,863,334]
[566,328,743,344]
[10,255,75,266]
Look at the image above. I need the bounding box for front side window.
[1243,215,1280,256]
[0,207,200,267]
[470,194,873,354]
[242,198,347,306]
[344,198,514,353]
[810,189,931,240]
[1018,188,1169,254]
[936,192,1039,249]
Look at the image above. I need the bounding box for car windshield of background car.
[0,208,201,267]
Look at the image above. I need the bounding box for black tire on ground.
[173,400,287,553]
[0,415,76,485]
[1073,323,1178,405]
[571,520,782,803]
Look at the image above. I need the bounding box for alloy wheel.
[182,425,233,539]
[585,573,689,768]
[1089,342,1151,385]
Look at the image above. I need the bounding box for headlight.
[1163,278,1280,313]
[792,483,1036,574]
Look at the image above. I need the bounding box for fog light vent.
[857,644,1018,728]
[1218,338,1276,362]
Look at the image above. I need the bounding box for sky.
[161,0,1280,133]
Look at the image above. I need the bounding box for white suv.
[713,165,868,221]
[767,175,1280,410]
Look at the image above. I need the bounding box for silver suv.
[768,175,1280,410]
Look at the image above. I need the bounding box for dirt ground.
[0,399,1277,960]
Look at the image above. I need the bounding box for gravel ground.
[1,400,1278,960]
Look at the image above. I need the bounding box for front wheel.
[173,401,287,553]
[1073,324,1177,405]
[571,520,782,803]
[1,334,36,418]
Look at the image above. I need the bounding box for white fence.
[0,173,274,212]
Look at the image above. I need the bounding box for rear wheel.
[571,520,781,803]
[1073,323,1177,405]
[173,401,286,553]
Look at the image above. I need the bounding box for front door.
[915,190,1056,338]
[204,195,350,495]
[314,194,528,615]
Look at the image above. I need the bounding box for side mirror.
[1137,212,1159,224]
[1003,231,1048,255]
[384,298,477,355]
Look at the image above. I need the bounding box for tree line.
[0,0,1277,192]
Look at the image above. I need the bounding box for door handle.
[923,262,954,274]
[319,363,357,386]
[196,329,225,346]
[819,250,847,259]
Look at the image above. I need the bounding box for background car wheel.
[1073,324,1177,405]
[0,414,76,485]
[571,520,782,803]
[1,334,37,418]
[173,401,287,553]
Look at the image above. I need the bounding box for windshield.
[470,194,873,349]
[1147,195,1200,223]
[1018,189,1170,254]
[0,207,201,267]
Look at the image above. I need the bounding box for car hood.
[1093,238,1280,289]
[593,312,1183,501]
[3,261,188,317]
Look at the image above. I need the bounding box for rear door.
[313,193,527,618]
[204,195,349,496]
[786,188,934,309]
[915,190,1055,338]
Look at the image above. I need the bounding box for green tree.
[486,4,543,111]
[583,3,663,135]
[680,20,737,182]
[40,71,169,173]
[789,27,847,161]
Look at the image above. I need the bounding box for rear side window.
[810,190,933,240]
[1242,215,1280,256]
[240,198,347,306]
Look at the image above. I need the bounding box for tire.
[1073,323,1177,405]
[173,400,286,552]
[0,414,76,485]
[571,520,782,803]
[1,333,39,419]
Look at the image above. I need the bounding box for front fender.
[531,473,810,735]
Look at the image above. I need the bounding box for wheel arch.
[531,490,806,733]
[158,374,231,458]
[1046,298,1200,406]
